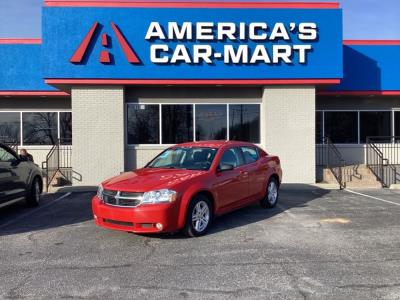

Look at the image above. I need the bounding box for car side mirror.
[217,163,234,172]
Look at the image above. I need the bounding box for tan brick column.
[262,86,316,183]
[71,86,124,186]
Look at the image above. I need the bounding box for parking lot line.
[0,192,72,229]
[345,189,400,207]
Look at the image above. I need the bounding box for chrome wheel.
[267,181,278,205]
[191,200,210,233]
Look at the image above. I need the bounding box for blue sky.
[0,0,399,39]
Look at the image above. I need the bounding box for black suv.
[0,143,43,208]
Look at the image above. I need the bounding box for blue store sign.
[42,6,343,81]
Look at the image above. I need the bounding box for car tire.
[183,195,212,237]
[260,176,279,209]
[26,177,41,207]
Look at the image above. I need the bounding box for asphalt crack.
[119,284,267,297]
[336,283,400,290]
[280,262,309,300]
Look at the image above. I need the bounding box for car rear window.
[241,146,259,164]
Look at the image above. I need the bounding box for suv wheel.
[26,178,41,207]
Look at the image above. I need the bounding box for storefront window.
[162,105,193,144]
[127,104,160,144]
[195,105,227,141]
[126,103,261,145]
[395,111,400,138]
[60,112,72,145]
[324,111,358,144]
[0,112,20,144]
[229,104,260,143]
[315,111,323,143]
[360,111,391,143]
[23,112,58,145]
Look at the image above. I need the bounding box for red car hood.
[102,168,206,192]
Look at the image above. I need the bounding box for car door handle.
[240,171,249,177]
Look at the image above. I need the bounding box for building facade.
[0,1,399,186]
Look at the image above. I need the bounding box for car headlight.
[142,189,177,204]
[97,184,104,201]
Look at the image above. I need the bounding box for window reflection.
[195,105,227,141]
[60,112,72,145]
[127,104,160,144]
[229,104,260,143]
[0,112,20,144]
[360,111,391,143]
[23,112,58,145]
[315,111,322,144]
[324,111,358,144]
[162,105,193,144]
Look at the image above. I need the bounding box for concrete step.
[321,164,383,188]
[324,167,374,177]
[345,181,382,188]
[44,169,72,192]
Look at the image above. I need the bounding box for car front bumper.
[92,196,181,233]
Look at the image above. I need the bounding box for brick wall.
[262,86,316,183]
[71,86,124,186]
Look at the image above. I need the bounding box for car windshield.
[146,147,218,170]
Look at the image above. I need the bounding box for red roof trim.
[45,78,340,85]
[0,39,42,45]
[44,1,340,9]
[343,40,400,46]
[0,91,70,96]
[318,91,400,96]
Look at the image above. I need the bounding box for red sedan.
[92,141,282,237]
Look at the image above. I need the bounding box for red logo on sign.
[70,22,140,64]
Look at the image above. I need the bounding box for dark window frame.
[60,112,72,145]
[126,103,262,146]
[395,111,400,139]
[228,104,261,143]
[0,111,72,147]
[0,111,21,144]
[22,112,59,146]
[126,104,160,145]
[195,104,228,142]
[161,104,193,144]
[317,110,395,145]
[323,110,359,144]
[359,111,392,143]
[315,111,323,144]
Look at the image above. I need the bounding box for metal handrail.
[319,137,346,189]
[44,138,72,191]
[366,136,400,187]
[45,142,59,191]
[324,137,346,189]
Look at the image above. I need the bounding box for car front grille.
[102,189,143,207]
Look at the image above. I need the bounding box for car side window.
[0,147,16,162]
[241,146,259,164]
[219,148,243,168]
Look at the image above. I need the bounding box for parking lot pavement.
[0,186,399,299]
